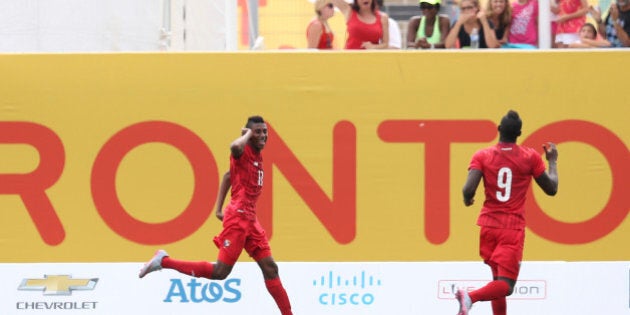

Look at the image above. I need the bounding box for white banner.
[1,262,628,314]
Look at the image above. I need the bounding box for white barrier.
[0,0,236,52]
[1,262,628,314]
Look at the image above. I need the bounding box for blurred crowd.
[306,0,630,49]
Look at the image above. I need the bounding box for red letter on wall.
[259,121,356,244]
[378,120,496,244]
[91,121,219,245]
[0,122,65,246]
[523,120,630,244]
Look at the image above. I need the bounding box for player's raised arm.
[535,142,559,196]
[330,0,351,19]
[230,128,252,158]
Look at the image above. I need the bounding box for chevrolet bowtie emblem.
[18,275,98,295]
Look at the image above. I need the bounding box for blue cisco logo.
[164,278,241,303]
[313,270,382,306]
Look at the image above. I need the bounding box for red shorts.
[213,209,271,265]
[479,226,524,280]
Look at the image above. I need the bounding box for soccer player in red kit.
[139,116,293,315]
[455,110,559,315]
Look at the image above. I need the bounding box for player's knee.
[260,260,279,278]
[506,286,514,296]
[212,270,230,280]
[213,263,233,280]
[502,279,516,296]
[214,270,229,280]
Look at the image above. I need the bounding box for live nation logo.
[438,280,547,300]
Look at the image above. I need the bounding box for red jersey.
[307,19,334,49]
[228,144,263,220]
[469,142,546,230]
[345,10,383,49]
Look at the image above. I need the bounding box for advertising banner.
[0,51,628,262]
[1,262,628,314]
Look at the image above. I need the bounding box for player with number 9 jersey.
[454,110,558,315]
[469,142,546,230]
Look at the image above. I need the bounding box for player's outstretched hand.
[542,142,558,162]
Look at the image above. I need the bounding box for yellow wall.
[0,51,628,262]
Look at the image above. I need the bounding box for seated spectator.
[483,0,512,47]
[590,0,630,47]
[507,0,539,48]
[445,0,496,48]
[564,22,612,47]
[376,0,403,49]
[406,0,451,49]
[331,0,390,49]
[307,0,336,49]
[552,0,589,47]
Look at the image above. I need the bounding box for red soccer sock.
[469,280,510,303]
[265,277,293,315]
[492,298,507,315]
[161,257,215,279]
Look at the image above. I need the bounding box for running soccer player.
[455,110,559,315]
[139,115,293,315]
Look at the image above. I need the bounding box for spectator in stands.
[590,0,630,47]
[307,0,336,49]
[563,22,612,47]
[550,0,560,47]
[445,0,496,48]
[406,0,451,49]
[551,0,588,47]
[331,0,390,49]
[375,0,403,48]
[507,0,539,48]
[483,0,512,47]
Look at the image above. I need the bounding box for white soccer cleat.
[455,289,472,315]
[138,249,168,278]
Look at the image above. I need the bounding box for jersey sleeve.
[468,149,485,171]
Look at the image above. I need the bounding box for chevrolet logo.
[18,275,98,295]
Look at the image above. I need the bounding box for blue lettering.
[338,293,347,305]
[318,292,375,306]
[223,278,242,303]
[350,293,360,305]
[319,293,329,305]
[165,278,242,304]
[187,278,203,302]
[164,279,189,302]
[202,282,223,302]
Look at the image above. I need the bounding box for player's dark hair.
[245,115,265,128]
[498,110,522,142]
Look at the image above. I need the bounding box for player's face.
[248,123,268,151]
